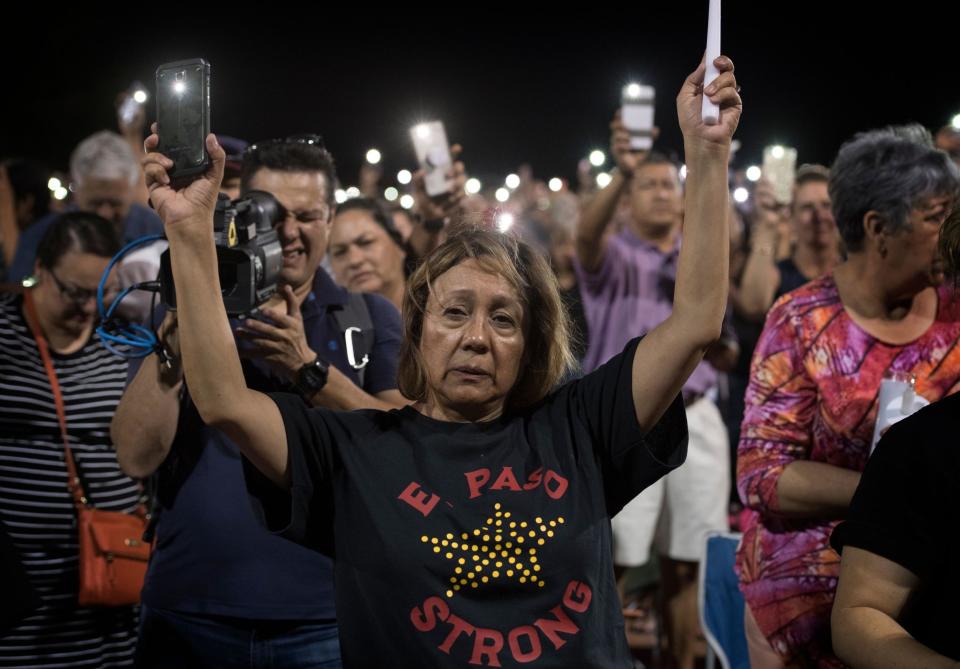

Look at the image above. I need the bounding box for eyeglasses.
[47,268,117,305]
[245,134,326,156]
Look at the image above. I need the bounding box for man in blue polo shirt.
[111,136,404,668]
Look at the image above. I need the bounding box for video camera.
[159,191,284,315]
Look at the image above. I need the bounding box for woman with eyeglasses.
[0,212,142,668]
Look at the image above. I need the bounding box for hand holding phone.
[762,145,797,205]
[621,83,655,151]
[410,121,452,197]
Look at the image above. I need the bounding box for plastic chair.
[699,531,749,669]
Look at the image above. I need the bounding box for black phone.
[155,58,210,184]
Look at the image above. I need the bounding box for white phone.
[410,121,452,197]
[621,83,655,151]
[762,145,797,205]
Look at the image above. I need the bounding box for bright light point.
[133,90,148,104]
[626,83,641,99]
[548,178,563,192]
[952,114,960,130]
[734,187,749,203]
[47,177,61,191]
[384,187,399,201]
[495,188,510,203]
[400,194,415,210]
[595,172,612,188]
[679,165,688,181]
[345,187,360,199]
[497,213,515,233]
[173,81,186,94]
[366,149,381,164]
[415,124,430,139]
[746,165,762,182]
[465,178,481,195]
[54,187,68,201]
[589,150,605,167]
[505,173,520,189]
[397,169,412,185]
[335,189,348,204]
[771,145,785,159]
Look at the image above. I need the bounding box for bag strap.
[21,290,88,509]
[332,292,375,389]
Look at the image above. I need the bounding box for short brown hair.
[790,164,831,214]
[398,228,575,409]
[794,163,830,188]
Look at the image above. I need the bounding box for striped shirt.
[0,292,140,668]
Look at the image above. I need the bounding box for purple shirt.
[575,229,721,395]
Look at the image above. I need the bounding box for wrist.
[609,167,634,190]
[295,355,330,397]
[682,138,731,165]
[752,245,775,257]
[165,216,215,245]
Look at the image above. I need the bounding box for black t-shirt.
[247,337,687,667]
[831,392,960,661]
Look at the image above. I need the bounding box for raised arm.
[142,128,290,488]
[631,56,741,431]
[575,113,651,273]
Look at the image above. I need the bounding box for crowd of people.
[1,50,959,669]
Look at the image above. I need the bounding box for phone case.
[156,58,210,184]
[762,146,797,204]
[410,121,452,197]
[621,84,655,151]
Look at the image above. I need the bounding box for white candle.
[701,0,721,125]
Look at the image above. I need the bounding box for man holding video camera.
[112,134,405,667]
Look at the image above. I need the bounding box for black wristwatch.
[295,356,330,397]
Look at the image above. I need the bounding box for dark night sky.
[5,7,960,190]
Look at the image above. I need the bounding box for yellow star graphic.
[419,502,566,598]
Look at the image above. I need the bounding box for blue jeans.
[136,605,342,668]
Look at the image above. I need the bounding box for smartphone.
[621,83,655,151]
[156,58,210,184]
[410,121,452,197]
[762,145,797,205]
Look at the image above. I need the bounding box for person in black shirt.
[140,56,742,667]
[830,207,960,668]
[831,393,960,667]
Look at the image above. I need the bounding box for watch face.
[298,359,328,393]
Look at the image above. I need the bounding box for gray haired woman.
[737,125,960,668]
